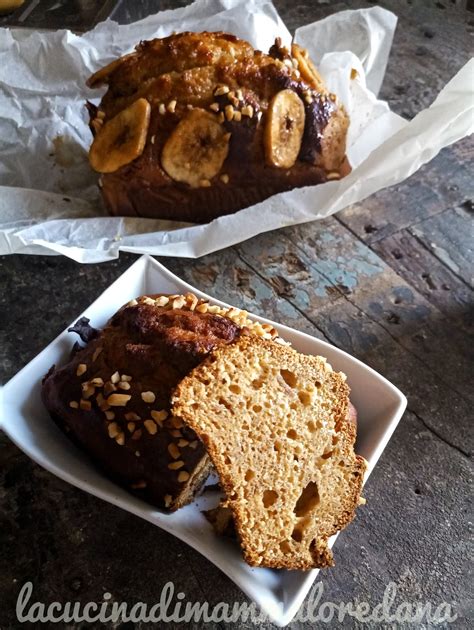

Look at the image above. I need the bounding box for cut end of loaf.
[172,335,366,570]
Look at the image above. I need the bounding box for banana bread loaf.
[41,293,280,511]
[86,31,349,223]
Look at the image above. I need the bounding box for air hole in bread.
[262,490,278,508]
[291,526,303,542]
[287,428,297,440]
[245,469,255,482]
[280,369,297,388]
[321,450,333,460]
[294,481,320,517]
[229,383,241,394]
[315,381,322,389]
[252,404,262,413]
[218,397,232,411]
[307,420,317,433]
[332,435,339,446]
[290,402,298,410]
[273,440,282,452]
[298,390,313,406]
[224,455,232,466]
[252,378,264,389]
[280,540,292,554]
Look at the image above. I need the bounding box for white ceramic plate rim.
[1,255,407,626]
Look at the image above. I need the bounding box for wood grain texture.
[0,1,473,629]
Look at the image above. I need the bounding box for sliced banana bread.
[172,335,366,569]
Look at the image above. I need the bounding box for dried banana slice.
[89,98,150,173]
[161,109,230,187]
[264,89,305,169]
[291,44,325,92]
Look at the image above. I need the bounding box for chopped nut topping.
[89,377,103,387]
[141,391,155,403]
[225,105,235,121]
[158,103,166,115]
[185,293,199,310]
[69,401,79,409]
[99,400,110,411]
[199,179,211,188]
[241,105,254,118]
[80,399,92,412]
[144,419,158,435]
[327,171,341,181]
[125,412,141,422]
[116,432,125,446]
[118,381,131,390]
[170,429,182,438]
[127,299,138,307]
[220,174,230,184]
[164,494,173,508]
[209,102,220,112]
[108,422,120,438]
[217,112,225,124]
[132,429,142,441]
[76,364,87,376]
[121,374,132,382]
[172,296,187,309]
[92,347,103,362]
[168,461,184,470]
[81,383,95,399]
[186,103,193,110]
[178,439,189,447]
[167,100,177,113]
[104,410,115,421]
[304,95,313,104]
[151,409,168,424]
[232,110,242,122]
[178,471,190,483]
[127,422,136,433]
[104,382,116,396]
[214,85,230,96]
[168,443,180,459]
[195,303,208,313]
[135,451,141,457]
[111,371,120,384]
[107,393,131,406]
[143,297,155,305]
[155,296,169,307]
[189,440,198,449]
[236,89,243,100]
[171,417,185,428]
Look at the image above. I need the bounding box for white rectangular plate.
[1,255,406,626]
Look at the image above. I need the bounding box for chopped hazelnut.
[107,393,131,406]
[144,419,158,435]
[141,391,155,403]
[76,364,87,377]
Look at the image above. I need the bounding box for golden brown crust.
[87,31,349,222]
[173,335,366,569]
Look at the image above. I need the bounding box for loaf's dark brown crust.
[87,31,349,222]
[41,295,242,511]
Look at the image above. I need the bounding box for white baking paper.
[0,0,472,261]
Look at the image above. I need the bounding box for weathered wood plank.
[337,146,473,243]
[163,249,331,341]
[410,206,474,288]
[371,228,473,325]
[286,218,474,402]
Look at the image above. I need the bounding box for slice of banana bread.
[172,335,366,569]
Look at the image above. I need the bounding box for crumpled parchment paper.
[0,0,472,261]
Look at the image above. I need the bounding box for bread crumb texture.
[173,335,366,570]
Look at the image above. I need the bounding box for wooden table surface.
[0,1,472,628]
